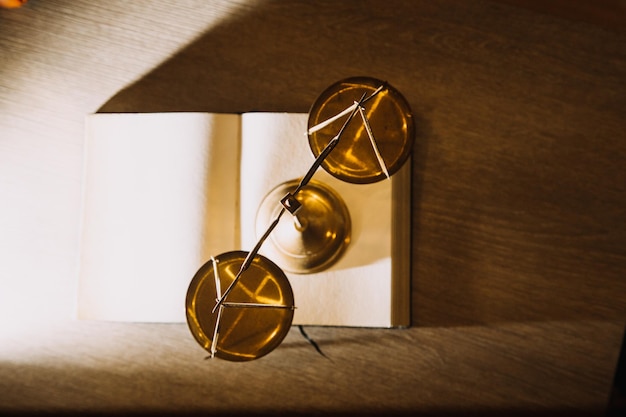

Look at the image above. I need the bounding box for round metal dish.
[307,76,414,184]
[185,251,294,361]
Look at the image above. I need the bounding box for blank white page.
[78,112,240,322]
[239,113,395,327]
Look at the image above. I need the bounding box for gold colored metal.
[186,77,414,361]
[185,251,294,361]
[256,179,351,274]
[308,76,414,184]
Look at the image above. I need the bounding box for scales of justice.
[185,77,414,361]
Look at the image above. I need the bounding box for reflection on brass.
[256,179,351,274]
[185,251,294,361]
[308,76,414,184]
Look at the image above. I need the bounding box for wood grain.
[496,0,626,31]
[1,0,625,415]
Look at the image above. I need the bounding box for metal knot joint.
[281,193,301,215]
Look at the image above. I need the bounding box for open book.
[78,112,411,327]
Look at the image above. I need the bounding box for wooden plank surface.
[1,0,625,415]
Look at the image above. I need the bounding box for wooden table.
[1,1,624,415]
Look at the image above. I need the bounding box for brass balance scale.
[185,76,414,361]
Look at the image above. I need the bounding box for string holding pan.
[307,76,414,184]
